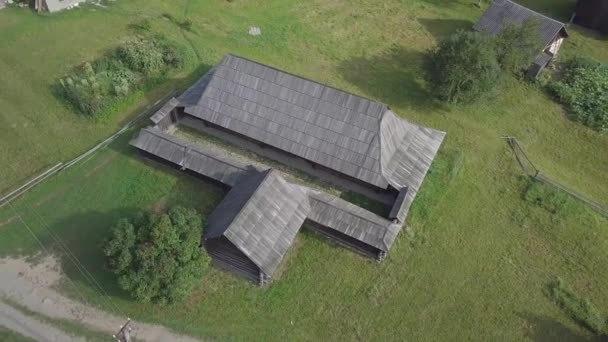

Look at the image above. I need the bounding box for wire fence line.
[0,90,177,209]
[503,136,608,218]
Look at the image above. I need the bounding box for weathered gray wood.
[474,0,569,48]
[205,169,310,277]
[130,55,449,283]
[181,54,445,196]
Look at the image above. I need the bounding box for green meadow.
[0,0,607,340]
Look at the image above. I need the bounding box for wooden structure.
[474,0,569,78]
[130,54,446,284]
[574,0,608,35]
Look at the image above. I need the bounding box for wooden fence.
[503,136,608,218]
[0,90,177,209]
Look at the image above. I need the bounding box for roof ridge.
[224,53,389,115]
[376,110,392,186]
[219,169,271,258]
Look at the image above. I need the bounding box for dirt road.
[0,254,201,342]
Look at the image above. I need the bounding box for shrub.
[425,30,502,103]
[115,37,168,76]
[180,19,193,31]
[57,34,183,117]
[131,19,152,32]
[104,206,209,304]
[493,19,542,74]
[547,278,605,334]
[550,57,608,131]
[523,181,574,216]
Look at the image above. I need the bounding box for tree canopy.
[493,19,542,74]
[104,206,209,304]
[425,30,502,104]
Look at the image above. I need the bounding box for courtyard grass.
[0,0,607,341]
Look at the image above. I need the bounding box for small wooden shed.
[574,0,608,35]
[474,0,569,78]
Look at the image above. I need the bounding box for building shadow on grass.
[336,46,443,112]
[517,312,602,342]
[417,18,474,41]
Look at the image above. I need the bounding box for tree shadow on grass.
[517,312,603,342]
[42,209,136,302]
[336,46,444,112]
[417,18,475,41]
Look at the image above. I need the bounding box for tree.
[493,19,542,74]
[104,206,209,304]
[425,30,502,104]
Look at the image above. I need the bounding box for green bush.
[115,36,168,76]
[58,35,183,117]
[547,278,606,334]
[493,19,542,74]
[425,30,502,103]
[104,206,209,304]
[550,57,608,131]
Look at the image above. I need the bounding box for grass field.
[1,0,607,340]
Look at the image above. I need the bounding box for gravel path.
[0,301,84,342]
[0,254,201,342]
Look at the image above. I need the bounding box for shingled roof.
[474,0,568,46]
[473,0,568,47]
[205,169,310,276]
[130,127,249,186]
[307,191,400,252]
[180,54,445,192]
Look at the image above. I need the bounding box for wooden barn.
[474,0,569,78]
[204,169,310,284]
[130,54,446,284]
[574,0,608,35]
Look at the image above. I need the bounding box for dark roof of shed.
[474,0,568,46]
[205,169,310,276]
[180,54,445,190]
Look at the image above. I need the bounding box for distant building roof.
[205,169,310,276]
[39,0,85,12]
[474,0,569,46]
[180,54,446,192]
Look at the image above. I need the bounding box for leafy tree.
[425,30,502,103]
[551,57,608,131]
[493,19,542,74]
[104,206,209,304]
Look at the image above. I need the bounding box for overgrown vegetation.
[104,206,209,304]
[547,278,606,334]
[550,57,608,131]
[523,180,575,216]
[425,30,501,103]
[58,34,184,118]
[426,22,542,103]
[493,19,542,75]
